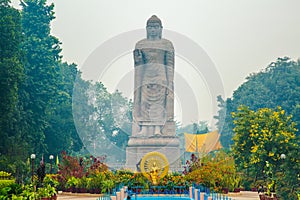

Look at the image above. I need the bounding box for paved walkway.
[227,191,260,200]
[58,193,100,199]
[58,191,260,200]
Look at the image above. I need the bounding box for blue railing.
[96,194,111,200]
[128,186,189,196]
[112,185,233,200]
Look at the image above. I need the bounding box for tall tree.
[214,96,234,148]
[231,106,299,198]
[73,81,133,163]
[72,75,94,154]
[0,0,28,175]
[20,0,62,155]
[44,62,83,156]
[215,57,300,148]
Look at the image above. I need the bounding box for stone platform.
[125,136,181,171]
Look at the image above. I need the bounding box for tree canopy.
[231,106,299,198]
[0,0,132,176]
[215,57,300,148]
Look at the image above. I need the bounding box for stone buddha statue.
[132,15,175,136]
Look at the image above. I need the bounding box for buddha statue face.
[146,15,162,40]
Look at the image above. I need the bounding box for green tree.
[44,62,83,156]
[20,0,62,155]
[214,96,234,148]
[0,0,28,177]
[72,75,94,154]
[73,81,132,162]
[231,105,299,197]
[110,90,131,148]
[276,142,300,199]
[215,57,300,148]
[92,84,132,162]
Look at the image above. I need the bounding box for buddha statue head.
[146,15,162,40]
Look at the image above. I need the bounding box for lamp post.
[49,155,54,174]
[30,154,36,182]
[280,153,286,173]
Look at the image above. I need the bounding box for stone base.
[125,136,181,171]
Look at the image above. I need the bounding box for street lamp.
[49,155,54,174]
[30,154,36,182]
[280,154,286,160]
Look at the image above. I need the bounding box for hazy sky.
[11,0,300,127]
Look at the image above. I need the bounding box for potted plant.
[101,180,115,194]
[77,177,88,193]
[47,184,57,200]
[65,176,79,193]
[89,173,104,194]
[21,184,37,200]
[37,184,57,200]
[43,175,59,189]
[37,186,51,200]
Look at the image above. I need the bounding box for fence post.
[111,196,116,200]
[116,191,121,200]
[121,188,125,200]
[200,192,204,200]
[189,187,193,199]
[196,189,199,200]
[124,186,128,199]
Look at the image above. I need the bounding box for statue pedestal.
[125,136,181,171]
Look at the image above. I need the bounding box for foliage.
[184,151,241,193]
[65,176,79,189]
[114,170,134,186]
[101,180,114,194]
[37,184,57,198]
[1,0,132,184]
[232,106,297,172]
[76,176,89,190]
[88,173,104,190]
[20,0,62,155]
[44,62,83,156]
[57,151,108,190]
[0,180,16,190]
[214,96,235,148]
[43,174,59,188]
[19,184,36,199]
[231,106,299,197]
[1,183,56,199]
[215,57,300,148]
[128,173,149,188]
[275,142,300,199]
[73,82,132,163]
[57,151,85,184]
[0,183,22,200]
[87,155,108,176]
[0,172,13,179]
[158,173,188,189]
[0,0,29,181]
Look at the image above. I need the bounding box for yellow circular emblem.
[140,151,169,185]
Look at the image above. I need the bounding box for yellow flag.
[56,155,59,165]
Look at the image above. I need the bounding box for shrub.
[0,180,15,190]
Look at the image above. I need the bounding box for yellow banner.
[184,131,222,153]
